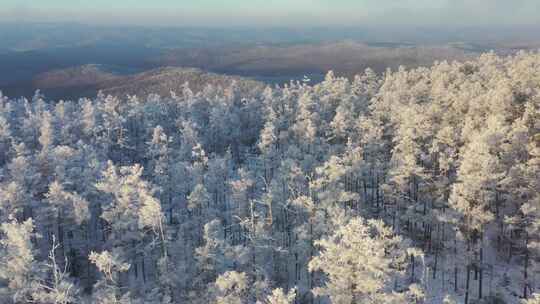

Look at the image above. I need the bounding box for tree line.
[0,51,539,303]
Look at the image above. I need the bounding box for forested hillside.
[0,51,539,304]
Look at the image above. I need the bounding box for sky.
[1,0,540,27]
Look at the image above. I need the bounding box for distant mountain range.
[0,41,477,100]
[5,64,264,100]
[2,23,540,100]
[153,41,474,80]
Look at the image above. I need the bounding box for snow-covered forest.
[0,51,539,304]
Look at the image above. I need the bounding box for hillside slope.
[10,64,265,99]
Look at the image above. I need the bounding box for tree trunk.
[479,246,483,299]
[142,256,147,283]
[455,266,458,293]
[524,232,529,299]
[454,234,458,292]
[465,265,471,304]
[410,254,415,283]
[433,244,438,280]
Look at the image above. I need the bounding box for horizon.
[2,0,540,27]
[2,21,540,47]
[4,20,540,30]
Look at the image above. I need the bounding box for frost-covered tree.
[258,288,296,304]
[96,161,167,295]
[213,271,249,304]
[196,219,249,285]
[33,235,80,304]
[0,218,44,303]
[309,217,422,304]
[44,181,90,253]
[89,250,131,304]
[524,294,540,304]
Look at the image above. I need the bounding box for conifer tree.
[309,217,422,304]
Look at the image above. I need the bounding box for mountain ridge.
[6,64,265,100]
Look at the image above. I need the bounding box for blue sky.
[1,0,539,27]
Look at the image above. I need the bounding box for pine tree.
[32,235,80,304]
[309,217,423,304]
[258,288,296,304]
[89,250,131,304]
[213,271,249,304]
[96,161,167,293]
[0,218,44,303]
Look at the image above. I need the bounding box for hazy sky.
[2,0,539,27]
